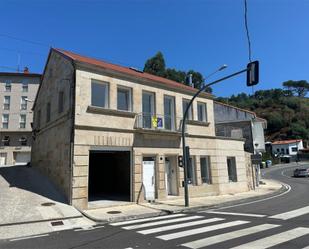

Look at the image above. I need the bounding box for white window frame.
[20,96,27,110]
[3,96,10,110]
[117,86,132,111]
[5,80,11,92]
[2,114,9,129]
[20,114,26,129]
[91,79,109,108]
[197,102,207,122]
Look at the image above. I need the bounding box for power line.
[0,33,50,48]
[244,0,252,62]
[0,47,46,56]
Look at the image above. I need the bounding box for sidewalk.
[82,179,284,223]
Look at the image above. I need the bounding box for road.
[1,163,309,249]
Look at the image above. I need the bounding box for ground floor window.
[187,157,197,185]
[227,157,237,182]
[200,156,212,184]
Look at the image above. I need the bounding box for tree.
[165,68,186,83]
[143,52,166,77]
[282,80,309,97]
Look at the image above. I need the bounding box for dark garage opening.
[88,151,130,202]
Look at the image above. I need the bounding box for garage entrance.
[88,150,131,202]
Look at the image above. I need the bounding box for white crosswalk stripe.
[138,218,224,235]
[230,227,309,249]
[204,210,266,218]
[269,206,309,220]
[181,223,280,249]
[156,220,250,240]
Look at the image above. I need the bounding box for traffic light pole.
[182,68,250,207]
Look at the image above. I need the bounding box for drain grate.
[41,202,56,206]
[107,211,122,214]
[51,221,64,226]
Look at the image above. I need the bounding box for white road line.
[157,220,249,241]
[269,206,309,220]
[110,213,185,226]
[10,234,49,241]
[123,216,203,230]
[204,211,266,218]
[230,227,309,249]
[138,218,224,235]
[182,223,280,249]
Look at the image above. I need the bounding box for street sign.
[247,61,259,86]
[251,154,262,164]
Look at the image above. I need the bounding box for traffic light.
[247,60,259,86]
[178,156,183,167]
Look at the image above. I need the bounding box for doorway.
[142,157,156,201]
[165,157,178,196]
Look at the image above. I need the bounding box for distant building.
[0,71,40,166]
[272,139,303,156]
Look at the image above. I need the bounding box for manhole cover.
[51,221,64,226]
[107,211,122,214]
[41,202,56,206]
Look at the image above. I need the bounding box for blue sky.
[0,0,308,97]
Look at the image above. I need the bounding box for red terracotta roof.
[272,139,302,145]
[53,48,212,98]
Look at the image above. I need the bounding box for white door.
[15,152,31,165]
[165,158,177,195]
[142,160,155,201]
[0,153,6,166]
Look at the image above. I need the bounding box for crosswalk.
[110,208,309,249]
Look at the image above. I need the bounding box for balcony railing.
[135,113,183,132]
[215,126,244,139]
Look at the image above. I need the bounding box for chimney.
[23,67,29,73]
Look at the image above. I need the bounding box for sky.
[0,0,308,97]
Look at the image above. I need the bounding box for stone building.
[32,48,254,210]
[0,71,40,166]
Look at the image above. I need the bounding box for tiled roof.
[53,48,212,98]
[272,139,302,145]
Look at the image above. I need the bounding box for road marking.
[204,211,266,218]
[157,220,249,241]
[269,206,309,220]
[182,223,280,249]
[230,227,309,249]
[123,216,203,230]
[74,225,105,231]
[138,218,224,235]
[10,234,49,241]
[110,213,185,226]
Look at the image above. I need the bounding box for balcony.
[215,125,244,139]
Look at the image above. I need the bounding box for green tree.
[165,68,186,83]
[143,52,166,77]
[282,80,309,97]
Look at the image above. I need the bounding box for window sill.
[187,120,210,127]
[87,106,137,118]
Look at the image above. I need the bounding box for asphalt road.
[1,162,309,249]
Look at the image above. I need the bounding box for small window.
[37,110,41,128]
[20,136,27,146]
[292,147,298,152]
[197,102,207,122]
[183,99,193,120]
[91,80,109,108]
[227,157,237,182]
[187,157,197,185]
[58,91,64,113]
[117,87,132,111]
[46,103,51,122]
[200,156,212,184]
[5,81,11,92]
[276,148,280,152]
[22,80,28,92]
[3,96,10,110]
[2,136,10,146]
[2,114,9,129]
[20,96,27,110]
[20,114,26,128]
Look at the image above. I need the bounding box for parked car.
[293,168,309,177]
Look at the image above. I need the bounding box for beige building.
[32,48,255,210]
[0,71,40,166]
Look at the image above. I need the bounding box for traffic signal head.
[247,60,259,86]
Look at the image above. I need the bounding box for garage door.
[15,152,31,165]
[0,153,6,166]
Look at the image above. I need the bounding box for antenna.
[17,52,21,72]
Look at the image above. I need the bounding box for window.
[5,81,11,92]
[183,99,193,120]
[20,114,26,128]
[2,114,9,129]
[142,91,155,128]
[292,147,298,152]
[197,102,207,122]
[58,91,64,113]
[227,157,237,182]
[117,87,132,111]
[164,95,175,130]
[2,136,10,146]
[3,96,10,110]
[187,157,197,185]
[276,148,280,152]
[20,96,27,110]
[46,103,51,122]
[200,156,212,184]
[22,80,28,92]
[20,136,27,146]
[37,110,41,128]
[91,80,109,108]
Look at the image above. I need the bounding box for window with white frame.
[182,99,193,120]
[20,96,27,110]
[22,79,28,92]
[5,81,11,92]
[200,156,212,184]
[292,147,298,152]
[197,102,207,122]
[3,96,10,110]
[20,114,26,128]
[117,86,132,111]
[46,102,51,122]
[2,114,9,129]
[58,91,64,113]
[227,157,237,182]
[187,157,197,185]
[91,80,109,108]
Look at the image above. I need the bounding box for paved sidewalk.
[82,179,284,223]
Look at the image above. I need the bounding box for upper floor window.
[20,96,27,110]
[3,96,10,110]
[2,136,10,146]
[164,95,175,130]
[142,91,155,129]
[20,114,26,129]
[182,99,193,120]
[5,81,11,92]
[2,114,9,129]
[20,136,27,146]
[200,156,212,184]
[197,102,207,122]
[227,157,237,182]
[91,80,109,108]
[58,91,64,113]
[117,86,132,111]
[46,102,51,123]
[22,80,28,92]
